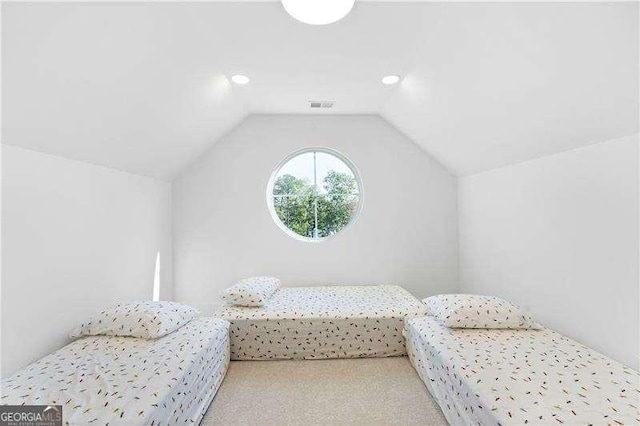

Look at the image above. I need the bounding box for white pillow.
[222,276,281,307]
[423,294,538,329]
[71,301,199,339]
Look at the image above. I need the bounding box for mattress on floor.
[405,316,640,426]
[214,285,428,360]
[1,318,230,425]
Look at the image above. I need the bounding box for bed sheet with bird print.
[405,316,640,426]
[215,285,429,360]
[1,318,230,425]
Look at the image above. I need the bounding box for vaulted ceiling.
[3,2,638,180]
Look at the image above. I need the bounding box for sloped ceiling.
[2,2,637,180]
[382,2,639,175]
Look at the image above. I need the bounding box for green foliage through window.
[272,152,360,240]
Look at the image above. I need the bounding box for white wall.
[459,134,639,369]
[1,146,173,376]
[173,115,458,311]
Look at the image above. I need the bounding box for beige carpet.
[202,357,447,425]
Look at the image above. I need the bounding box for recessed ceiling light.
[382,75,401,85]
[231,74,250,85]
[282,0,355,26]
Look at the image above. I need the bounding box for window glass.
[269,148,362,241]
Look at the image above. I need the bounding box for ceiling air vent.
[309,101,334,109]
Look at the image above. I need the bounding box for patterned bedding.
[214,285,428,360]
[1,318,230,425]
[405,316,640,426]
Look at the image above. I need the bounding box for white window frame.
[266,146,364,243]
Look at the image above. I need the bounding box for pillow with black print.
[222,276,281,307]
[70,301,200,339]
[422,294,539,329]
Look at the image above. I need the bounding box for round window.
[267,147,363,241]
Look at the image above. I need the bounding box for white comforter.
[406,316,640,426]
[1,318,230,425]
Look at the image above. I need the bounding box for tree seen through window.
[271,150,361,240]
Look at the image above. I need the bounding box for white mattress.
[215,285,428,360]
[405,316,640,426]
[1,318,230,425]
